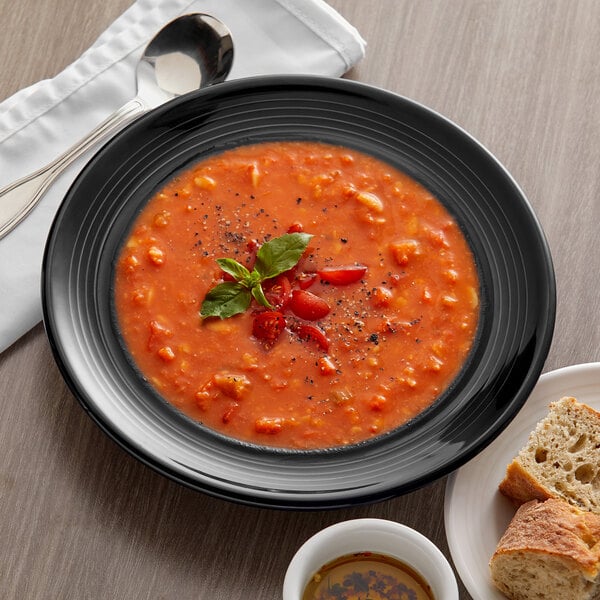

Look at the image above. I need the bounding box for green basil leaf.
[246,269,262,288]
[254,232,312,280]
[216,258,251,281]
[251,283,272,308]
[201,232,313,321]
[200,282,252,319]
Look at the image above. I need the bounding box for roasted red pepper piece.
[289,289,330,320]
[292,323,330,351]
[317,264,367,285]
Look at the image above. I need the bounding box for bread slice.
[499,397,600,513]
[490,499,600,600]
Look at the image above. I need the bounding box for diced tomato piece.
[317,264,367,285]
[252,311,286,344]
[246,239,260,253]
[289,290,330,320]
[157,346,176,362]
[296,272,318,290]
[370,285,393,307]
[318,356,337,375]
[212,372,251,400]
[245,238,260,270]
[264,274,292,310]
[368,394,387,411]
[287,222,304,233]
[147,320,172,351]
[292,323,330,352]
[222,271,236,282]
[389,239,420,266]
[255,416,284,434]
[222,403,239,423]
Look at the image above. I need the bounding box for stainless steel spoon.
[0,13,234,240]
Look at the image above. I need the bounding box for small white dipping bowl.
[283,518,458,600]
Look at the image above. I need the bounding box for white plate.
[444,362,600,599]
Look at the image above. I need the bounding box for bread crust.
[490,499,600,600]
[492,397,600,599]
[499,461,554,505]
[498,396,600,513]
[492,500,600,576]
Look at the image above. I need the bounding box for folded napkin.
[0,0,365,354]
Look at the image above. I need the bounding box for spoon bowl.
[138,14,233,104]
[0,13,234,240]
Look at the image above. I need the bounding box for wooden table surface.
[2,1,600,598]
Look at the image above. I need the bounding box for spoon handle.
[0,97,146,240]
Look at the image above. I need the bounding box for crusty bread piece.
[499,397,600,513]
[490,499,600,600]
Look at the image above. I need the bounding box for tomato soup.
[114,141,479,449]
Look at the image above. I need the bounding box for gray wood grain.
[2,1,600,598]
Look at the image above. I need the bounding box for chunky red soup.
[114,141,479,449]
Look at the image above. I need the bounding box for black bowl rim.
[42,74,556,509]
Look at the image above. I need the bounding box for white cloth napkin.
[0,0,365,354]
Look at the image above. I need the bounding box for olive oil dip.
[302,551,434,600]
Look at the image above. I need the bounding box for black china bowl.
[42,76,555,510]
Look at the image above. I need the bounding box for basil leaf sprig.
[200,232,312,319]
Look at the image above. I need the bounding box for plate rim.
[444,361,600,598]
